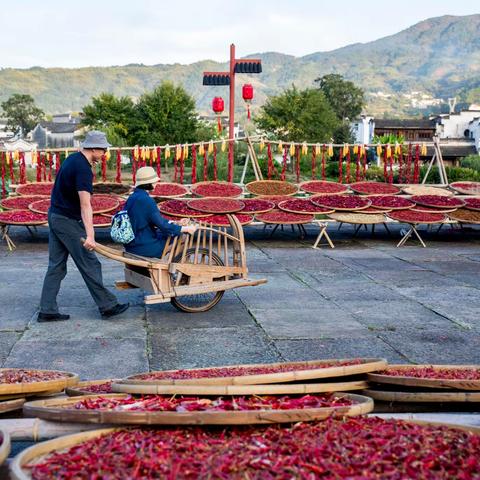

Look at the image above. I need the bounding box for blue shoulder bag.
[110,201,135,244]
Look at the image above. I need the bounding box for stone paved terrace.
[1,222,480,379]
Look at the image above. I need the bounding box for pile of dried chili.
[378,366,480,380]
[246,180,297,196]
[278,198,333,214]
[0,369,69,384]
[388,210,446,224]
[449,209,480,223]
[187,198,245,214]
[16,182,54,196]
[239,199,275,214]
[300,180,347,195]
[0,210,48,225]
[159,200,213,218]
[191,182,243,198]
[450,182,480,195]
[411,195,465,208]
[72,393,353,412]
[256,211,314,224]
[0,195,49,211]
[311,194,371,211]
[133,359,363,381]
[79,381,114,394]
[368,195,415,210]
[27,417,480,479]
[464,197,480,211]
[151,183,189,198]
[349,181,400,196]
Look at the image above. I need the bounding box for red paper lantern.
[212,97,224,133]
[242,84,254,120]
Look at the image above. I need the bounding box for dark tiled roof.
[39,121,80,134]
[375,119,436,129]
[426,145,477,158]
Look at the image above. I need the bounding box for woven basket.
[449,182,480,196]
[328,213,386,224]
[449,209,480,224]
[402,185,453,196]
[246,180,298,197]
[191,181,243,198]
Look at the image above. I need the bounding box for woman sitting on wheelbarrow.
[125,166,197,258]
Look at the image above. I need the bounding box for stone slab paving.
[1,223,480,377]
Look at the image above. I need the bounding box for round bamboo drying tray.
[151,182,190,198]
[0,195,49,211]
[411,206,458,214]
[190,181,243,198]
[327,213,386,224]
[464,197,480,212]
[367,364,480,391]
[246,180,298,197]
[299,180,348,195]
[0,369,79,395]
[363,388,480,403]
[360,207,392,214]
[15,183,54,196]
[402,185,453,196]
[449,181,480,195]
[112,380,368,396]
[410,195,465,209]
[449,209,480,224]
[22,392,373,425]
[92,182,131,195]
[387,211,447,225]
[10,420,480,480]
[239,198,275,214]
[311,195,371,211]
[119,358,387,386]
[0,210,48,226]
[349,181,401,196]
[0,428,10,467]
[66,379,118,397]
[367,196,415,210]
[277,199,334,215]
[158,200,213,218]
[255,211,314,225]
[0,398,26,414]
[187,198,245,214]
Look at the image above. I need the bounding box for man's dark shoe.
[38,312,70,322]
[101,303,129,318]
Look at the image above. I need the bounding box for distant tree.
[1,94,44,137]
[129,81,199,145]
[82,93,135,144]
[315,74,365,121]
[254,86,339,142]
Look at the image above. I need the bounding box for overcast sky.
[1,0,479,68]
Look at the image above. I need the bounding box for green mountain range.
[1,14,479,117]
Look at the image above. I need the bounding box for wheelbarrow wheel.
[170,248,225,313]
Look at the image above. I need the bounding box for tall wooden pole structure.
[203,44,262,182]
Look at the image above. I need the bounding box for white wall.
[351,116,374,144]
[437,110,480,139]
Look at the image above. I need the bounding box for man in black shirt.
[38,131,129,322]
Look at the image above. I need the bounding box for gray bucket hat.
[81,130,111,149]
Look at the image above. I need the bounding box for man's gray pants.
[39,212,118,315]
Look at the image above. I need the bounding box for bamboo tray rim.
[299,180,348,195]
[349,185,401,195]
[119,358,387,386]
[65,378,119,397]
[10,418,480,480]
[387,212,447,225]
[22,392,373,425]
[363,388,480,402]
[0,397,26,413]
[112,380,369,395]
[0,427,11,467]
[411,207,458,213]
[0,369,79,395]
[449,182,480,195]
[245,180,298,196]
[411,198,465,209]
[186,198,245,214]
[367,364,480,390]
[15,183,54,196]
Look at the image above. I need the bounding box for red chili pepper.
[55,152,61,175]
[213,144,218,182]
[295,145,300,184]
[101,154,107,182]
[355,149,361,182]
[383,148,388,182]
[131,150,136,185]
[322,144,326,180]
[203,149,208,182]
[156,147,161,180]
[36,152,42,183]
[190,145,197,184]
[338,148,343,183]
[345,148,351,184]
[191,182,242,198]
[406,143,413,183]
[267,142,274,180]
[280,147,288,181]
[179,148,185,185]
[398,148,404,183]
[413,144,420,184]
[311,147,317,180]
[362,145,367,180]
[19,151,27,184]
[115,149,122,183]
[8,152,16,184]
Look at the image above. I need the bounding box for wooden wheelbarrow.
[90,215,267,312]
